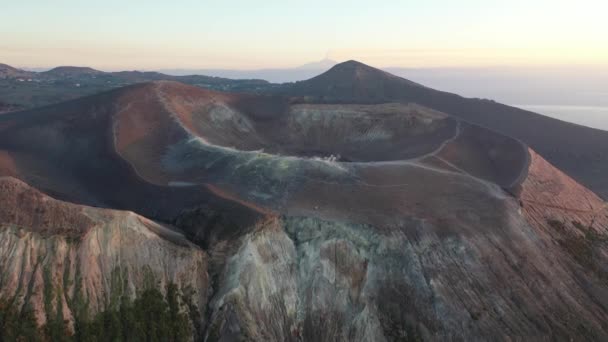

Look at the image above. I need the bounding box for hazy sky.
[1,0,607,69]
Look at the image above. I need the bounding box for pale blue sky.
[1,0,606,69]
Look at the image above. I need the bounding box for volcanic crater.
[186,101,457,163]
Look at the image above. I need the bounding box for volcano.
[0,64,608,340]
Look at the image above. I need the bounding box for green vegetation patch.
[0,282,197,342]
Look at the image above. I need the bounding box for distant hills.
[9,60,608,109]
[0,63,272,113]
[159,61,608,108]
[42,66,104,77]
[0,63,35,79]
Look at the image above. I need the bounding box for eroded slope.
[0,177,208,334]
[205,152,608,341]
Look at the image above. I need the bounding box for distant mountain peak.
[319,60,416,84]
[286,60,422,101]
[0,63,33,79]
[296,58,338,70]
[44,66,103,75]
[0,63,17,70]
[334,59,368,68]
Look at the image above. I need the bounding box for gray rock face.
[206,205,608,341]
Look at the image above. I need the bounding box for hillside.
[0,63,34,79]
[0,177,207,340]
[1,81,608,340]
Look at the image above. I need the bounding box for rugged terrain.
[0,177,207,339]
[0,69,607,340]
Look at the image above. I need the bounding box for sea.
[514,105,608,132]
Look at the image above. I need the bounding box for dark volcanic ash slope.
[278,60,608,200]
[1,81,608,340]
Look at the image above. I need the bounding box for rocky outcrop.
[202,151,608,341]
[204,211,608,341]
[0,177,208,333]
